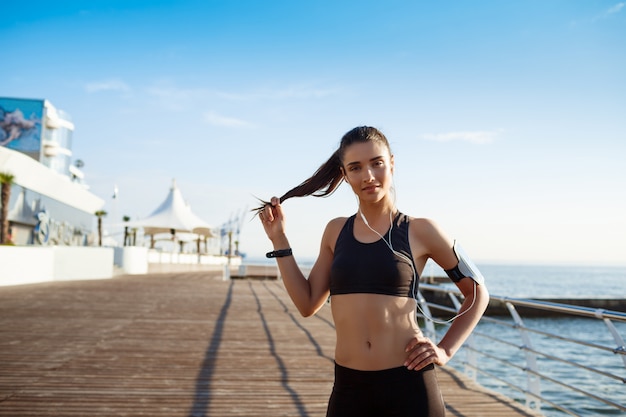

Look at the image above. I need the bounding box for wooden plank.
[0,272,541,416]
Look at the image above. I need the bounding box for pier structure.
[0,270,541,416]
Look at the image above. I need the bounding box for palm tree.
[0,172,15,244]
[94,210,107,246]
[122,215,130,246]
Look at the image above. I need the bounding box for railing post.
[597,311,626,369]
[506,302,541,411]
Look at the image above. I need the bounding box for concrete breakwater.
[420,290,626,316]
[486,297,626,316]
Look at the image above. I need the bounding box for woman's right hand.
[258,196,287,243]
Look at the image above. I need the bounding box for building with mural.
[1,96,235,286]
[0,97,104,246]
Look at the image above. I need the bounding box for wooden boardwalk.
[0,271,542,417]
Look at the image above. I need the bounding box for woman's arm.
[431,276,489,361]
[404,218,490,370]
[260,197,333,317]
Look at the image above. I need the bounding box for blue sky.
[2,1,625,265]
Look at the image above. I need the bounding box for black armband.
[266,248,293,258]
[444,264,466,283]
[444,240,485,286]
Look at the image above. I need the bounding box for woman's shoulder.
[326,215,351,231]
[320,216,352,249]
[403,214,438,228]
[404,215,447,239]
[323,215,353,236]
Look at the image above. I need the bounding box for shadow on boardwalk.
[0,272,540,417]
[189,280,234,416]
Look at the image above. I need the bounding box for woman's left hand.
[404,335,450,371]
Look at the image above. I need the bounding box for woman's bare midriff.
[330,293,423,371]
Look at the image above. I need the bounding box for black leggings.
[326,362,446,417]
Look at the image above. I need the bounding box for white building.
[1,97,104,246]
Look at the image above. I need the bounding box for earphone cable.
[358,207,477,324]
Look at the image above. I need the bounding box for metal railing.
[417,282,626,417]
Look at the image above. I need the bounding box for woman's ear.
[340,167,348,183]
[390,154,395,174]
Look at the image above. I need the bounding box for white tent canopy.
[131,180,214,238]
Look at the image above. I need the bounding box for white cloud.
[84,79,131,93]
[607,2,625,14]
[421,130,502,145]
[216,85,338,101]
[142,82,336,103]
[267,85,338,99]
[592,2,624,21]
[142,84,214,111]
[203,111,251,128]
[145,85,210,101]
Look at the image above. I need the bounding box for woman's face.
[342,140,394,204]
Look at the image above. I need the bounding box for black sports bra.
[329,212,419,298]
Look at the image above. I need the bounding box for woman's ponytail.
[254,126,389,213]
[254,150,344,213]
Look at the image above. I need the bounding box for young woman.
[257,126,489,417]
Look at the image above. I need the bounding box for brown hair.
[254,126,391,212]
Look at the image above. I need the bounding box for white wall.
[52,246,113,281]
[0,246,113,286]
[114,246,149,275]
[0,245,241,287]
[146,249,242,266]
